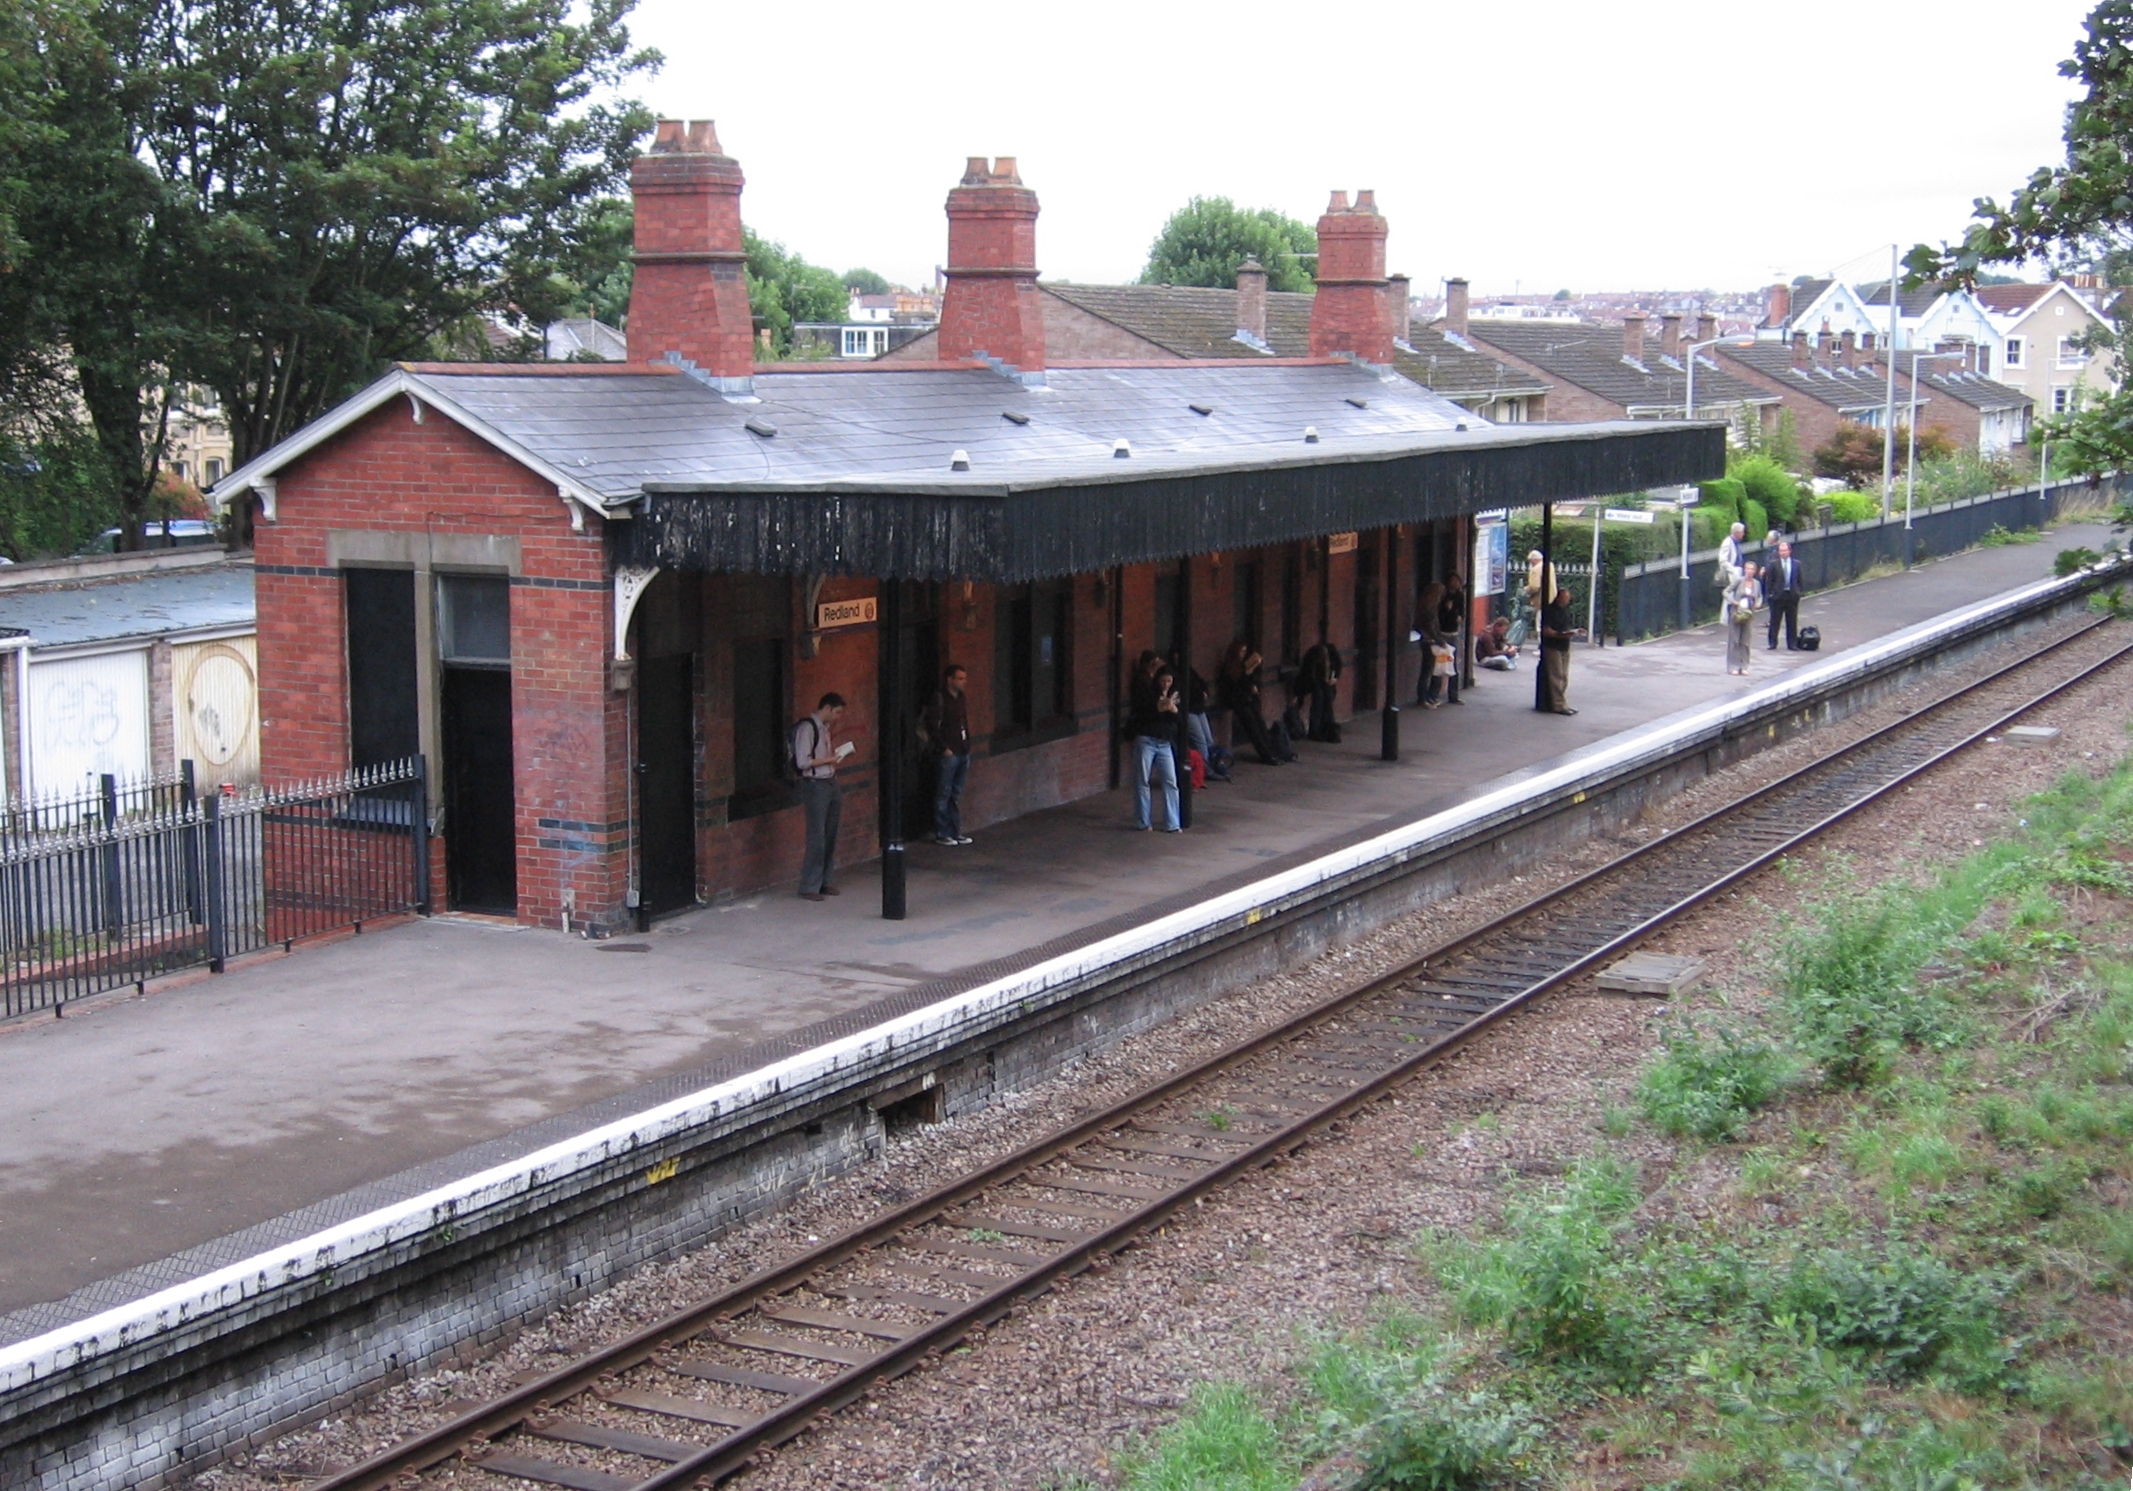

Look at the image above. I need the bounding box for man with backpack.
[791,693,849,901]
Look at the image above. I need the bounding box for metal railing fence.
[1611,478,2109,643]
[0,758,428,1019]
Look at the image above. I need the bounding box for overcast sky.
[626,0,2093,298]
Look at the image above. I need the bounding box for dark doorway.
[345,569,418,766]
[880,582,939,831]
[637,654,697,916]
[438,575,515,913]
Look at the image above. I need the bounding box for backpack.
[785,716,821,782]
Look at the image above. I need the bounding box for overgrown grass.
[1080,749,2133,1489]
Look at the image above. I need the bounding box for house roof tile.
[1462,320,1776,413]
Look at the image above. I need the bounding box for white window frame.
[2003,336,2025,369]
[2053,386,2075,414]
[2057,336,2088,368]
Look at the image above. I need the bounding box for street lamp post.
[1881,244,1901,518]
[1676,485,1700,630]
[1902,350,1963,569]
[1676,335,1750,630]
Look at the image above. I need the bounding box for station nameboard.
[1327,531,1359,555]
[816,596,878,630]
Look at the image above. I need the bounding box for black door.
[879,582,939,832]
[637,654,697,915]
[442,667,515,912]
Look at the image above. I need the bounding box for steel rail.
[311,616,2128,1491]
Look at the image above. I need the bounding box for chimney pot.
[1839,329,1858,369]
[627,119,753,383]
[1387,272,1411,345]
[1446,277,1470,339]
[1325,189,1351,214]
[1661,312,1683,360]
[1235,258,1268,343]
[1816,326,1835,366]
[1353,189,1378,214]
[1765,282,1792,329]
[1622,314,1647,365]
[1695,313,1717,344]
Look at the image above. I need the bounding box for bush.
[1827,490,1879,524]
[1637,1020,1793,1141]
[1359,1388,1539,1491]
[1741,497,1769,541]
[1698,476,1746,524]
[1732,453,1804,527]
[1766,1244,2008,1383]
[1123,1383,1298,1491]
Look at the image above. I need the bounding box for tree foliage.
[1141,197,1317,294]
[744,228,847,356]
[1812,422,1953,488]
[1,0,657,546]
[1907,2,2133,472]
[840,267,890,297]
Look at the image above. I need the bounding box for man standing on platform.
[921,664,974,845]
[1765,541,1806,650]
[1539,585,1584,715]
[792,692,849,900]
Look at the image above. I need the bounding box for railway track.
[315,615,2131,1491]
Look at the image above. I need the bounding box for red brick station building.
[212,120,1718,932]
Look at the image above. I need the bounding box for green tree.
[3,0,657,546]
[744,228,847,356]
[1141,197,1317,293]
[1907,2,2133,471]
[841,267,891,296]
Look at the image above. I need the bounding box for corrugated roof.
[1720,343,1900,413]
[1039,282,1550,402]
[1463,321,1775,412]
[0,564,254,650]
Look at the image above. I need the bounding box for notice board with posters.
[1473,514,1510,596]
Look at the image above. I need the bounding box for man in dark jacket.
[1765,541,1806,650]
[1295,640,1343,741]
[1540,586,1584,715]
[920,664,973,845]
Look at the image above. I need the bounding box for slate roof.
[1776,278,1835,330]
[1719,343,1900,414]
[1915,369,2032,413]
[1859,281,1943,319]
[0,564,254,650]
[1974,284,2051,315]
[1462,321,1776,413]
[1039,282,1550,403]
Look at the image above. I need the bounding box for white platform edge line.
[0,563,2099,1389]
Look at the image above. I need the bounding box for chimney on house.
[1696,313,1717,345]
[1839,329,1857,368]
[1816,326,1835,365]
[627,120,754,387]
[1622,313,1647,365]
[1308,189,1393,365]
[1765,282,1791,329]
[1235,258,1268,344]
[1445,278,1471,339]
[1661,312,1683,360]
[1791,330,1810,369]
[1387,273,1412,345]
[937,156,1045,374]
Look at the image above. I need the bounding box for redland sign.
[816,596,878,630]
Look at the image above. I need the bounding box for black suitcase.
[1796,625,1821,652]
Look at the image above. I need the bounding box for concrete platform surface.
[0,520,2112,1321]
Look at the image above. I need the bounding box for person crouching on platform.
[1130,665,1184,831]
[792,692,849,900]
[1540,586,1584,715]
[1475,617,1518,671]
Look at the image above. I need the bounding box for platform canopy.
[213,358,1722,583]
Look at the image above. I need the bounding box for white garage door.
[26,649,150,797]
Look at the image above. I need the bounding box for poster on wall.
[27,649,150,796]
[1473,515,1510,596]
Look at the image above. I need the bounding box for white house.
[1977,281,2120,415]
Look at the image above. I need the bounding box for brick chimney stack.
[1622,313,1648,365]
[1765,282,1792,330]
[1695,313,1717,345]
[1816,327,1835,365]
[1661,312,1683,360]
[1308,189,1393,365]
[937,156,1045,374]
[1387,273,1412,345]
[627,120,755,387]
[1235,258,1268,344]
[1445,278,1470,339]
[1839,329,1857,368]
[1791,331,1810,369]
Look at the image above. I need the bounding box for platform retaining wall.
[1,562,2121,1491]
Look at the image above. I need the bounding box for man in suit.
[1765,541,1806,650]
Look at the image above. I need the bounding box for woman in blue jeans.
[1130,665,1184,831]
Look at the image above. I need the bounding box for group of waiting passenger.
[1125,641,1315,831]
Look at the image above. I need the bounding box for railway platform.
[0,520,2114,1335]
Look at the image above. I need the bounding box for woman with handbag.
[1724,561,1763,676]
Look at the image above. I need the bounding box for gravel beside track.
[190,615,2130,1491]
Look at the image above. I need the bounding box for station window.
[729,639,787,818]
[438,574,511,665]
[994,580,1072,744]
